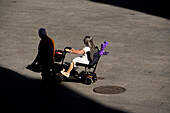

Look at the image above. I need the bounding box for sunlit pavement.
[0,0,170,113]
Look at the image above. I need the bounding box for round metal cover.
[93,85,126,94]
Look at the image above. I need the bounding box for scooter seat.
[76,63,94,68]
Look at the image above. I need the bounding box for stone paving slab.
[0,0,170,113]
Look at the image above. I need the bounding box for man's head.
[38,28,47,39]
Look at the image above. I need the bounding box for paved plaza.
[0,0,170,113]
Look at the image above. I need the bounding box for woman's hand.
[65,48,71,52]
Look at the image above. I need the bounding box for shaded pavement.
[0,67,127,113]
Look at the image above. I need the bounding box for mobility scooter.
[54,41,109,85]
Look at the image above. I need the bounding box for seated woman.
[61,36,96,78]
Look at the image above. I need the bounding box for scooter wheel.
[55,73,63,83]
[85,77,93,85]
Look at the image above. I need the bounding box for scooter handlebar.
[64,46,72,53]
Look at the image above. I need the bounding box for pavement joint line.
[162,65,169,72]
[121,82,129,87]
[103,66,113,72]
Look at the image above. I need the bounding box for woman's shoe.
[60,69,70,78]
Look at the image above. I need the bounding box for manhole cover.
[93,85,126,94]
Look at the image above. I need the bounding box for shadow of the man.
[0,67,128,113]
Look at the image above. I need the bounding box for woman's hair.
[84,36,95,50]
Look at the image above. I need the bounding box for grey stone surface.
[0,0,170,113]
